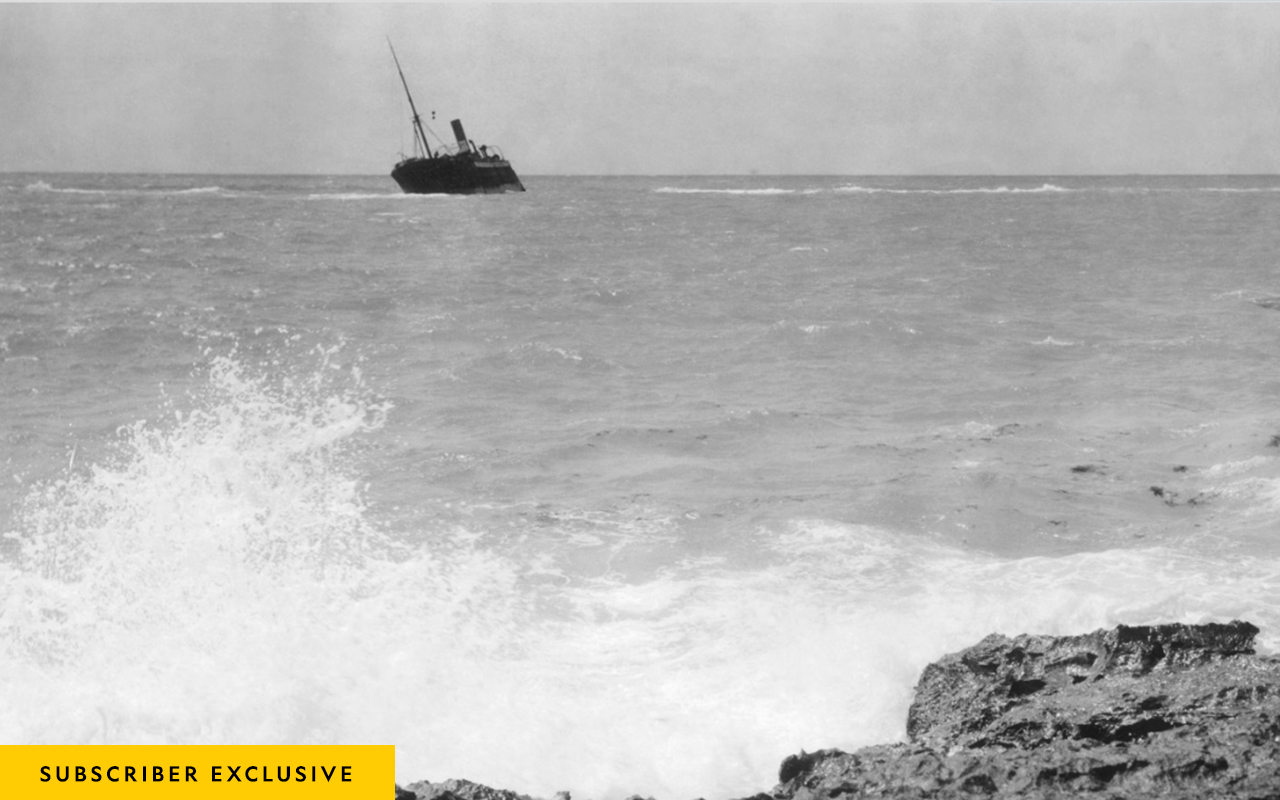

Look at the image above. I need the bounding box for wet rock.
[403,779,542,800]
[770,621,1280,799]
[1149,486,1211,507]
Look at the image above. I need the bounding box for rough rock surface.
[396,621,1280,800]
[399,778,543,800]
[767,620,1280,799]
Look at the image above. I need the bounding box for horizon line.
[7,171,1280,179]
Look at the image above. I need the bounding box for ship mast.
[388,38,433,159]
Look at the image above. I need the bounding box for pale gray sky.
[3,2,1280,175]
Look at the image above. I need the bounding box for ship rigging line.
[387,37,434,159]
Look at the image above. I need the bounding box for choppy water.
[3,173,1280,798]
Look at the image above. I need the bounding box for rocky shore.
[395,620,1280,800]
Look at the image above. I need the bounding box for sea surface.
[3,173,1280,798]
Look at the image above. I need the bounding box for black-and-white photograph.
[3,2,1280,798]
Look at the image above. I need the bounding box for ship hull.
[391,156,526,195]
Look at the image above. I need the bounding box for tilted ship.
[388,41,525,195]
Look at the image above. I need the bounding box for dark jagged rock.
[769,621,1280,799]
[394,622,1280,800]
[403,779,543,800]
[904,620,1259,750]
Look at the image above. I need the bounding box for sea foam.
[2,355,1277,800]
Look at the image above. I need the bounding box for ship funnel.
[450,119,471,153]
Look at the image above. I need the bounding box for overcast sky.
[3,2,1280,176]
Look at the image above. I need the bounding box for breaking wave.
[2,354,1277,800]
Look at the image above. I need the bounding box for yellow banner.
[1,746,394,800]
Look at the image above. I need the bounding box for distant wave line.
[24,182,229,197]
[1196,187,1280,193]
[654,187,796,195]
[656,184,1073,196]
[304,192,462,200]
[834,183,1070,195]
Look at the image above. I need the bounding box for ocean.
[3,173,1280,799]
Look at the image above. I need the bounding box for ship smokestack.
[450,119,471,154]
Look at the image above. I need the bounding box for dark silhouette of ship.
[388,41,525,195]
